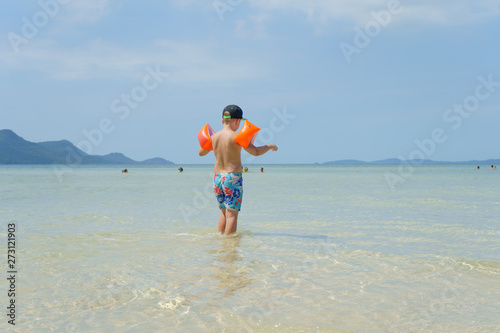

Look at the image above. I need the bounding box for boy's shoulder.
[215,128,237,137]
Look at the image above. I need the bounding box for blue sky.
[1,0,499,164]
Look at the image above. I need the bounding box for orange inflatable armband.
[235,120,260,148]
[198,124,215,150]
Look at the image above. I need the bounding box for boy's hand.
[267,143,278,151]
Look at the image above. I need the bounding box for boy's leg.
[224,209,239,235]
[218,209,226,234]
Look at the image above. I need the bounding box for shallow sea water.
[0,164,499,332]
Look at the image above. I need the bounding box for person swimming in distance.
[178,167,184,173]
[260,167,264,173]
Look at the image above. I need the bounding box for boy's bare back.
[211,128,243,173]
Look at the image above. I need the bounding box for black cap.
[222,105,245,120]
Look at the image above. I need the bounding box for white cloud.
[61,0,113,24]
[169,0,211,10]
[160,0,500,35]
[0,38,268,83]
[249,0,500,26]
[234,13,271,39]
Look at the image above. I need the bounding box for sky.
[1,0,499,164]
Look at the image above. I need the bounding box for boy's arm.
[199,148,210,156]
[244,143,278,157]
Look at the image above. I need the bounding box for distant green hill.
[0,129,174,165]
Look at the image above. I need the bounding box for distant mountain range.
[324,158,500,165]
[0,129,174,165]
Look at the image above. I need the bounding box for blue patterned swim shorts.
[213,173,243,211]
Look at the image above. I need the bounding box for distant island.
[324,158,500,165]
[0,129,174,165]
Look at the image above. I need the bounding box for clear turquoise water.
[0,165,499,332]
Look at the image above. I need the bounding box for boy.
[198,105,278,235]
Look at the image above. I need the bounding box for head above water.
[222,105,245,129]
[222,105,246,120]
